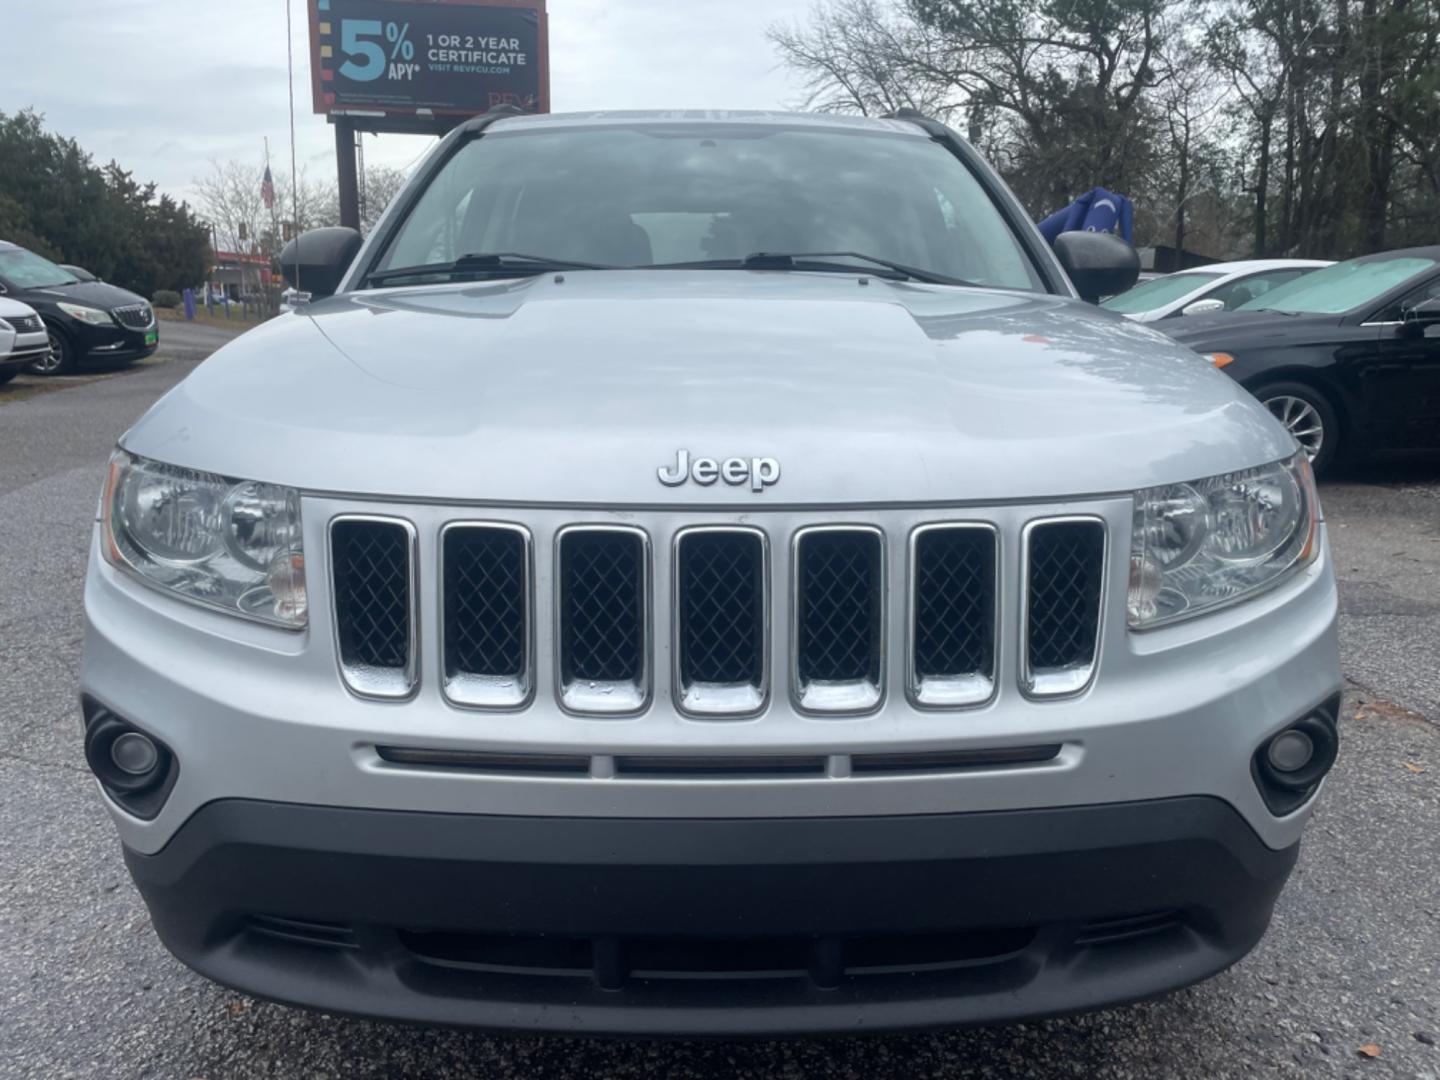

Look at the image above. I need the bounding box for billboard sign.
[310,0,549,121]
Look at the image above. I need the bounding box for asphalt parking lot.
[1,336,1437,1079]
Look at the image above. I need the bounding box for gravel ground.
[1,352,1437,1079]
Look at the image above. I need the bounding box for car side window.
[1206,270,1305,311]
[1371,275,1440,323]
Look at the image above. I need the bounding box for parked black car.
[1163,246,1440,474]
[0,241,159,375]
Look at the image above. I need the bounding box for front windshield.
[1100,271,1223,313]
[0,246,79,289]
[373,123,1044,291]
[1238,255,1438,314]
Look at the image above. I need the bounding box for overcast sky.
[0,0,815,205]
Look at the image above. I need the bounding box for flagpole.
[265,137,279,312]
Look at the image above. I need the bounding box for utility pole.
[334,117,361,231]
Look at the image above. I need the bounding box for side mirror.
[1182,298,1226,317]
[1053,232,1141,304]
[279,227,363,299]
[1400,296,1440,337]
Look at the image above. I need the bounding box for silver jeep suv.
[82,110,1342,1036]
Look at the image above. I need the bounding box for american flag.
[261,165,275,210]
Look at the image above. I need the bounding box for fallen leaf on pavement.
[1358,1043,1382,1058]
[1403,762,1425,773]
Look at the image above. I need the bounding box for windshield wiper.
[646,251,972,286]
[366,252,614,286]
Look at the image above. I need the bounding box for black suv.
[0,241,159,374]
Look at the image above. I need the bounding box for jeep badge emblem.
[658,449,780,493]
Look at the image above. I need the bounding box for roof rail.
[458,103,530,135]
[882,108,953,139]
[884,107,933,122]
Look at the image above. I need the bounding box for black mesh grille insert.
[1026,520,1105,672]
[678,531,764,687]
[796,530,881,684]
[913,528,995,678]
[331,520,411,670]
[560,530,644,683]
[444,527,526,678]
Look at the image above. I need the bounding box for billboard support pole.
[334,117,361,231]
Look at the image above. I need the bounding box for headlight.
[1128,454,1319,628]
[101,451,307,628]
[58,302,116,326]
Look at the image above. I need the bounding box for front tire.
[1253,380,1339,476]
[31,326,77,376]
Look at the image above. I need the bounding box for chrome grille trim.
[320,502,1118,717]
[554,525,652,716]
[4,314,44,334]
[906,523,999,709]
[439,522,534,711]
[671,525,770,718]
[1019,516,1107,699]
[328,515,419,701]
[790,525,885,716]
[111,303,155,330]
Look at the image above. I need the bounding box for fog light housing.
[1252,697,1340,816]
[82,698,178,820]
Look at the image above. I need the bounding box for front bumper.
[126,795,1297,1035]
[83,501,1341,1032]
[66,318,158,363]
[1,333,49,371]
[82,509,1342,856]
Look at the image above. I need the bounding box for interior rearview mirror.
[279,227,364,299]
[1182,298,1226,317]
[1053,232,1141,304]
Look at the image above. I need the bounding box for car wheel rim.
[1265,394,1324,461]
[34,333,64,373]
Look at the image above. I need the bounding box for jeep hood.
[123,270,1294,505]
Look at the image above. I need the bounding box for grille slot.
[910,525,997,707]
[442,524,531,708]
[557,527,649,714]
[614,754,826,778]
[675,529,767,716]
[851,745,1062,774]
[377,747,591,775]
[330,517,416,698]
[793,527,883,714]
[111,303,154,329]
[1023,518,1106,696]
[397,927,1036,984]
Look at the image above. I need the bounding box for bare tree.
[194,160,266,257]
[360,165,410,234]
[770,0,958,118]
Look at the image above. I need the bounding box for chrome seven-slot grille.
[329,514,1108,714]
[111,303,154,330]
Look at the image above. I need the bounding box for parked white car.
[1102,259,1332,322]
[0,295,51,385]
